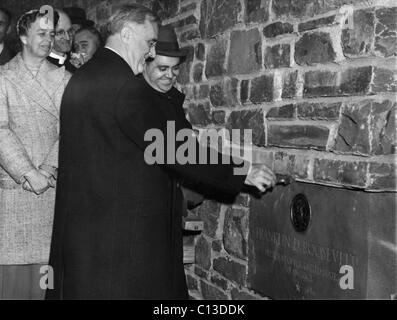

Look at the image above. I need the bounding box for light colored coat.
[0,53,71,264]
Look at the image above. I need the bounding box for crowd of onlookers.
[0,6,102,69]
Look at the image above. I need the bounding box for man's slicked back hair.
[107,3,159,36]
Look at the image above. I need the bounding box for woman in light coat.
[0,9,71,299]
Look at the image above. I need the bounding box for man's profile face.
[126,18,158,74]
[144,55,181,93]
[53,11,73,54]
[21,17,55,59]
[74,30,99,61]
[0,10,10,44]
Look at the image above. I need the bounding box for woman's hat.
[155,25,188,58]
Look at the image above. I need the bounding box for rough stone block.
[273,0,346,18]
[228,29,262,75]
[193,63,204,82]
[375,7,397,57]
[152,0,179,20]
[295,32,336,65]
[303,70,338,97]
[227,109,266,146]
[195,236,212,270]
[200,280,229,299]
[282,70,298,99]
[298,15,336,32]
[372,67,397,93]
[195,43,205,61]
[223,208,248,260]
[209,78,239,108]
[264,44,291,68]
[200,0,242,38]
[177,45,194,85]
[334,100,371,155]
[196,200,222,238]
[340,67,372,95]
[180,28,201,42]
[274,151,295,175]
[210,275,229,291]
[368,163,397,191]
[297,102,341,120]
[240,80,250,104]
[212,110,226,125]
[268,124,330,150]
[245,0,271,23]
[213,257,247,285]
[371,100,396,155]
[313,159,368,187]
[250,74,273,103]
[188,102,211,126]
[205,38,227,78]
[263,22,293,38]
[342,9,374,57]
[266,104,295,119]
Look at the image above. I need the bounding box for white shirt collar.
[0,42,4,55]
[49,51,67,64]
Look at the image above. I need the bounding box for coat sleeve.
[0,76,35,183]
[114,79,248,196]
[39,71,72,178]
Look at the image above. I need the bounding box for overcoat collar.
[2,53,65,119]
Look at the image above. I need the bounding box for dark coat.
[46,48,246,300]
[0,44,15,66]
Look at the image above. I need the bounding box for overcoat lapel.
[2,53,64,119]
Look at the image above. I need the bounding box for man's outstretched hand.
[244,164,276,193]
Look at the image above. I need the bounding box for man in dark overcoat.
[47,4,276,300]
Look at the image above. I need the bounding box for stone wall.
[2,0,396,300]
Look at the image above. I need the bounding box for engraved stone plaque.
[248,182,397,299]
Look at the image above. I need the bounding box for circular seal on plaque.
[290,193,311,233]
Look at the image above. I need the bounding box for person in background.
[70,26,102,68]
[47,9,76,73]
[63,6,94,33]
[0,9,70,300]
[0,7,15,65]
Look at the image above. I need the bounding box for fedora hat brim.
[72,18,95,27]
[155,48,188,58]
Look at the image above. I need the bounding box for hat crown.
[157,26,178,44]
[155,25,187,58]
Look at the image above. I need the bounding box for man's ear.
[120,25,132,44]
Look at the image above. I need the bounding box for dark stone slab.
[228,29,262,75]
[263,22,293,38]
[264,44,291,68]
[342,9,374,56]
[200,0,242,38]
[295,32,336,65]
[248,182,397,299]
[245,0,270,23]
[375,7,397,57]
[298,15,336,32]
[267,124,329,150]
[227,109,266,146]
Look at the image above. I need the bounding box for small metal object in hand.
[275,173,294,186]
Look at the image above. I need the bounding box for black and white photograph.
[0,0,395,309]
